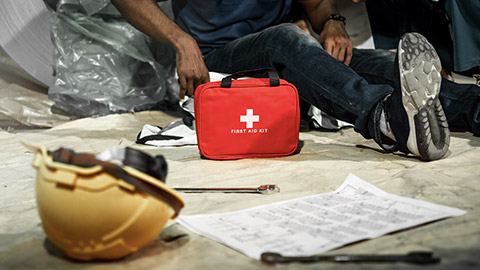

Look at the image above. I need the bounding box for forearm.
[111,0,191,52]
[112,0,209,99]
[297,0,352,65]
[297,0,341,34]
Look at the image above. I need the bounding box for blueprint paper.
[177,174,466,260]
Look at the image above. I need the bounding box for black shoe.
[386,33,450,161]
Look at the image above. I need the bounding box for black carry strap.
[51,147,183,216]
[123,148,168,182]
[220,68,280,88]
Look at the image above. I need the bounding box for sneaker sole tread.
[398,33,450,160]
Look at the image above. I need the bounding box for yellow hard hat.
[24,142,184,261]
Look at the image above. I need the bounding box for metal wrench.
[174,184,279,194]
[260,251,440,265]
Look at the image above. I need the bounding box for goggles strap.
[51,148,182,216]
[96,147,168,182]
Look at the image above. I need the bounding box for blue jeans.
[203,23,480,140]
[350,47,480,136]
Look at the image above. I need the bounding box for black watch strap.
[326,14,346,24]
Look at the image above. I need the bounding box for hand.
[110,0,210,100]
[318,20,353,65]
[175,34,210,101]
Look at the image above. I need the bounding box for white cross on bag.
[240,109,259,128]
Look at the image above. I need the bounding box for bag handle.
[220,68,280,88]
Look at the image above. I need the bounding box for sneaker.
[385,32,450,161]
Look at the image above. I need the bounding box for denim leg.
[350,48,480,135]
[203,23,393,140]
[439,80,480,135]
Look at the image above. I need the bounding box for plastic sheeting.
[0,47,72,129]
[0,83,72,129]
[46,0,179,117]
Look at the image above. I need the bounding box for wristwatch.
[326,14,346,25]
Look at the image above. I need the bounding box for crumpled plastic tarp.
[0,83,72,129]
[45,0,178,117]
[0,47,73,129]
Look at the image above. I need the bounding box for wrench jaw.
[260,252,289,264]
[257,185,280,195]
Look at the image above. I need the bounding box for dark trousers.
[366,0,454,71]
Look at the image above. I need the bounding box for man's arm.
[297,0,353,65]
[111,0,209,100]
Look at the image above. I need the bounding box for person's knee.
[263,23,320,55]
[267,24,312,42]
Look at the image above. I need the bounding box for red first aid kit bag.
[194,69,300,160]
